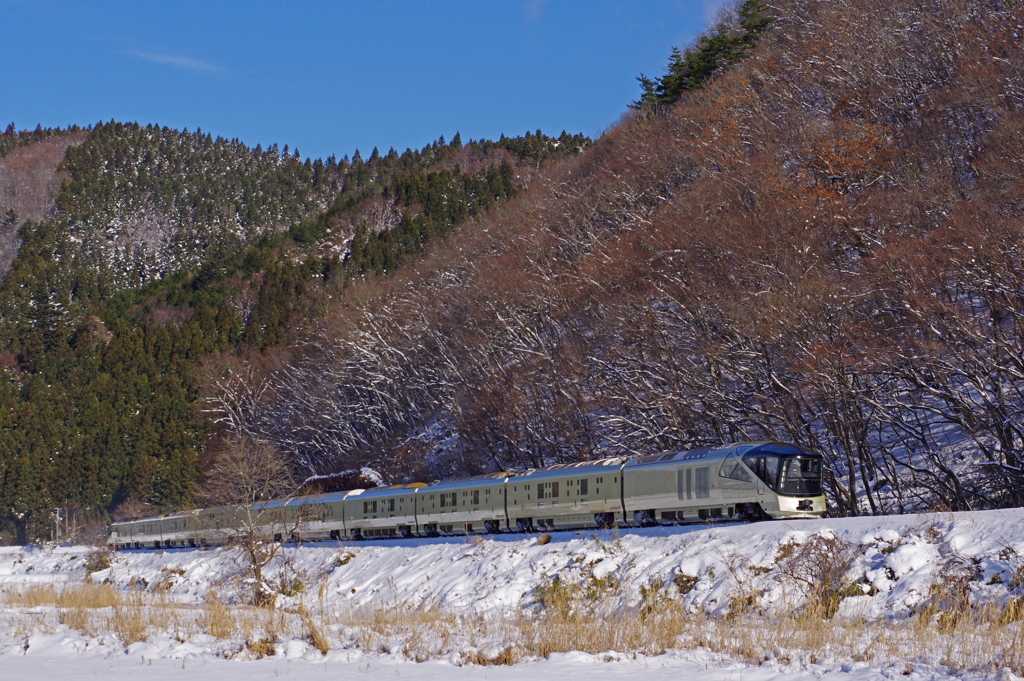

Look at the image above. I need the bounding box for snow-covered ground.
[0,644,1005,681]
[2,509,1023,680]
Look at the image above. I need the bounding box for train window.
[719,453,753,482]
[472,490,480,504]
[538,482,559,499]
[778,458,823,496]
[388,499,395,513]
[677,469,693,501]
[580,479,588,495]
[680,447,711,461]
[695,467,711,499]
[743,454,782,490]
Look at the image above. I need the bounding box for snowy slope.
[1,509,1023,680]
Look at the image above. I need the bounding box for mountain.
[0,120,587,542]
[1,0,1022,542]
[212,0,1024,517]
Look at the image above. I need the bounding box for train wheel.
[633,509,656,527]
[735,503,769,521]
[594,513,615,529]
[515,518,533,533]
[483,520,500,534]
[399,525,413,539]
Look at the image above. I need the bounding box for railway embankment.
[1,508,1022,676]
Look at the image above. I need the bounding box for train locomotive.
[109,441,826,549]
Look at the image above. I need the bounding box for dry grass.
[198,591,236,639]
[108,597,150,644]
[1,571,1022,673]
[2,582,121,608]
[303,576,1024,673]
[297,604,330,654]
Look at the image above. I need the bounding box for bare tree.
[201,437,299,606]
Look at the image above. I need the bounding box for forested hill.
[202,0,1024,518]
[0,122,588,542]
[3,0,1023,543]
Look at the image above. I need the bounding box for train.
[109,441,826,549]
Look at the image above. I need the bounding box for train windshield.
[777,457,822,495]
[743,445,823,496]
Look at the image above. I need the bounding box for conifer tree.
[635,0,772,107]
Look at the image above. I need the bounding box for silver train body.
[109,441,826,549]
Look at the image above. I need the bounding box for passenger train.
[109,441,826,549]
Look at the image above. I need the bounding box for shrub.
[84,549,112,574]
[673,572,698,594]
[775,534,861,618]
[248,637,276,659]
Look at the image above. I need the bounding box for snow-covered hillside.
[2,509,1023,680]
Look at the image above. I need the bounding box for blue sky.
[3,1,720,161]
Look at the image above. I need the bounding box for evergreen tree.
[635,0,772,107]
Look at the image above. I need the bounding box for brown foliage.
[203,0,1024,512]
[0,132,87,277]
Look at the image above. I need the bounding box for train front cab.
[740,442,826,518]
[622,441,826,525]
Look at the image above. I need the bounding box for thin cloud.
[127,51,223,73]
[524,0,547,24]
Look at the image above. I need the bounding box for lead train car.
[109,441,826,549]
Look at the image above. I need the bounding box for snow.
[2,508,1024,680]
[4,644,1003,681]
